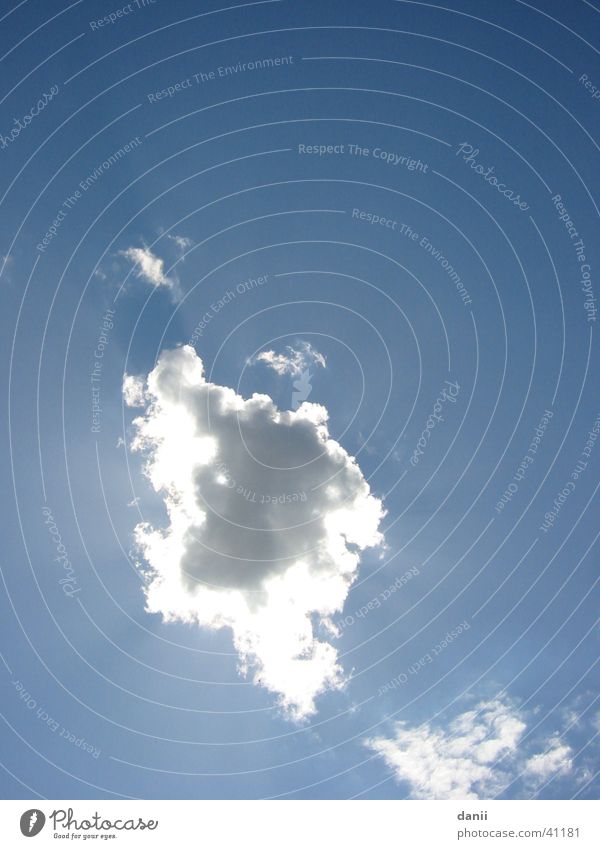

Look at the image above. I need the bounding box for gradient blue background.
[0,0,599,799]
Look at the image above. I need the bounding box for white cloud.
[365,697,526,799]
[122,374,146,407]
[127,345,384,720]
[365,697,585,799]
[252,341,326,377]
[120,245,178,296]
[167,234,193,256]
[523,736,573,784]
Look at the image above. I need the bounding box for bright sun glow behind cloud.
[126,345,385,719]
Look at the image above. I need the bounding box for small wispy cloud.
[167,234,193,257]
[120,245,179,297]
[251,341,326,377]
[249,342,327,410]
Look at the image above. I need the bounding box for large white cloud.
[127,345,384,719]
[364,696,575,799]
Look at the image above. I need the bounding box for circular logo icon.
[19,810,45,837]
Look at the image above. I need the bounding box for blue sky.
[0,0,599,800]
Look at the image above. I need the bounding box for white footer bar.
[1,800,598,848]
